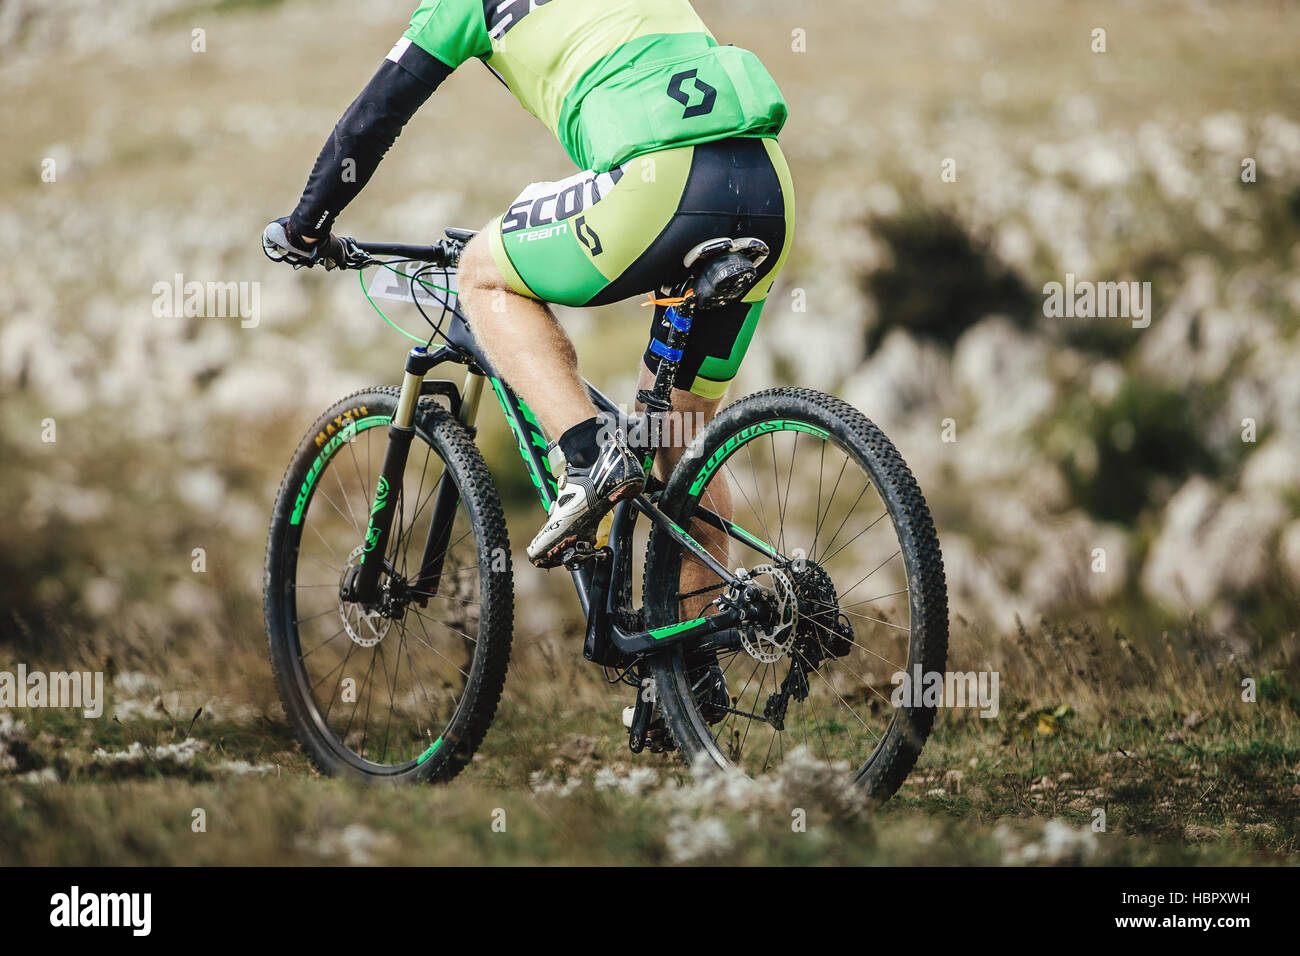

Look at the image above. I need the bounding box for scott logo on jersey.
[500,165,624,235]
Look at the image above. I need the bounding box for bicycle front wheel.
[264,386,513,782]
[644,387,947,803]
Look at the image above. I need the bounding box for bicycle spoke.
[349,434,371,513]
[332,457,363,539]
[838,549,903,603]
[305,523,343,567]
[409,609,480,651]
[820,507,890,566]
[811,454,850,556]
[814,480,873,564]
[408,613,474,680]
[743,441,776,549]
[294,607,337,627]
[300,624,348,660]
[722,460,772,560]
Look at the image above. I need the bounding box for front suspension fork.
[346,348,484,606]
[413,370,484,598]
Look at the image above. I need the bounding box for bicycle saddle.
[681,237,770,311]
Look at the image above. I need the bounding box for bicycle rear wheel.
[264,387,513,782]
[644,387,947,803]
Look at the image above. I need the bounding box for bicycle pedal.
[560,543,610,568]
[646,727,675,754]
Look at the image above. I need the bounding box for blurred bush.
[862,205,1036,351]
[1054,380,1220,525]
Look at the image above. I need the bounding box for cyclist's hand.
[262,217,335,270]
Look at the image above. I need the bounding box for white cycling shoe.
[526,433,644,568]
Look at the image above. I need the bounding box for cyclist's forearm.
[289,41,452,240]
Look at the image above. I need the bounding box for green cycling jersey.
[401,0,788,172]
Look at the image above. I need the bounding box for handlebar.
[351,240,451,261]
[335,228,476,270]
[265,223,475,272]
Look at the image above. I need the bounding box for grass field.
[3,614,1297,865]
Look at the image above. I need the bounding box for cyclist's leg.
[459,152,696,444]
[637,138,796,613]
[634,362,730,618]
[638,298,779,619]
[465,138,793,571]
[457,237,597,439]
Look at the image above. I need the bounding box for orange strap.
[642,290,694,308]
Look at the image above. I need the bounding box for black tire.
[265,386,513,782]
[644,387,947,803]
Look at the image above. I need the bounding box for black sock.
[558,417,603,469]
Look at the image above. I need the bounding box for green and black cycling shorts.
[487,136,794,400]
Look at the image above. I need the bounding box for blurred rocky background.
[1,0,1297,714]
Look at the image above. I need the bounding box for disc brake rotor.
[739,564,798,663]
[339,544,391,648]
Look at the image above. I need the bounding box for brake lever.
[325,236,373,271]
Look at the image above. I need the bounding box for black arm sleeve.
[289,42,453,239]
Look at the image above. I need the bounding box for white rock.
[1242,438,1300,495]
[1278,521,1300,588]
[1142,477,1285,609]
[841,330,954,428]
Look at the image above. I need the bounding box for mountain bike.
[264,226,948,803]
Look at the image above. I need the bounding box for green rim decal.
[649,617,709,640]
[689,420,830,497]
[489,377,558,505]
[416,736,443,765]
[291,415,392,525]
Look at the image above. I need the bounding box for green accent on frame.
[669,520,705,552]
[489,377,558,505]
[729,522,773,554]
[649,617,709,640]
[362,475,391,553]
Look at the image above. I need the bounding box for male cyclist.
[263,0,795,573]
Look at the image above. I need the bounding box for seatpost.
[636,302,693,454]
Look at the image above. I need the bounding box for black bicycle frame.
[342,266,780,664]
